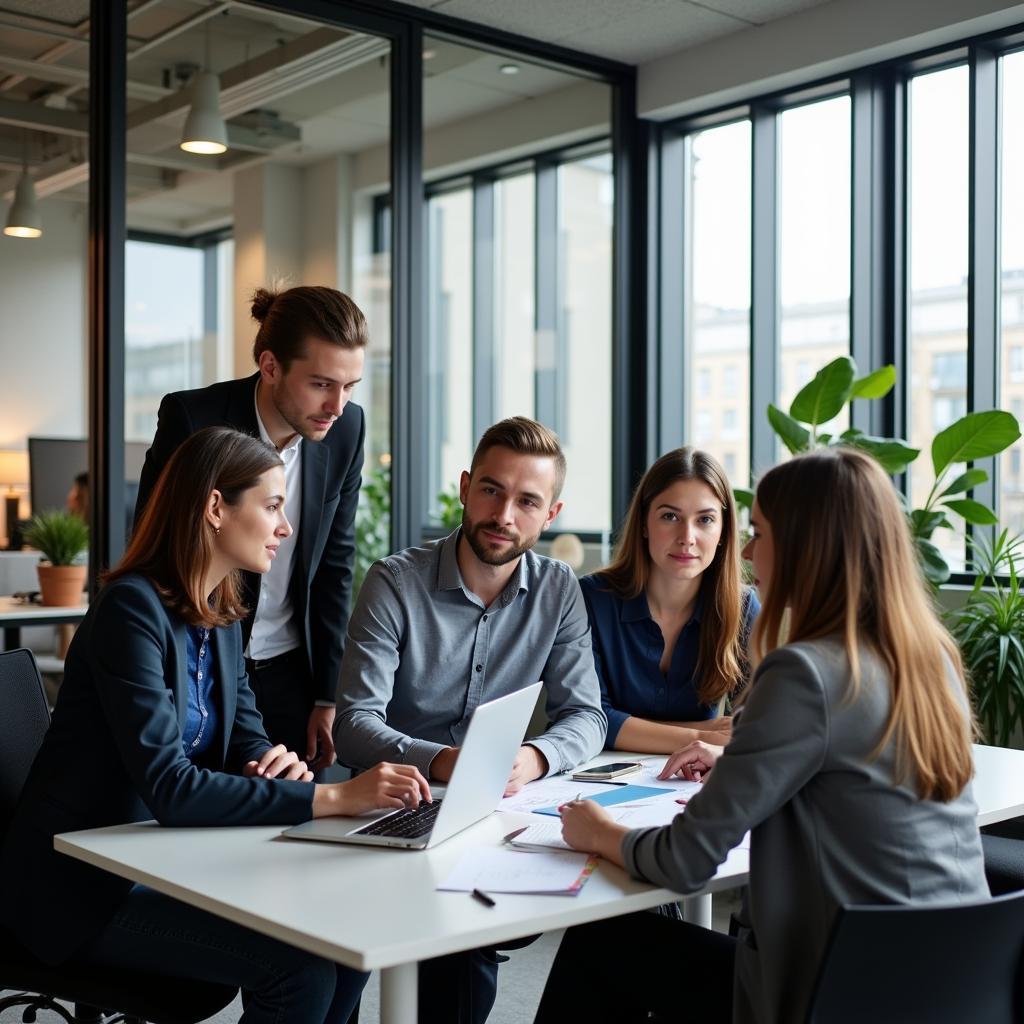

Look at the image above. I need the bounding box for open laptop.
[282,682,543,850]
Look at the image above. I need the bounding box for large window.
[667,35,1024,580]
[556,153,613,532]
[125,237,233,442]
[685,120,751,485]
[907,65,970,571]
[778,96,851,435]
[423,149,614,536]
[1001,50,1024,537]
[426,189,474,518]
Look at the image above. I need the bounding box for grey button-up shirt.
[333,530,607,777]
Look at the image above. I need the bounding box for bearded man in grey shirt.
[334,416,606,1024]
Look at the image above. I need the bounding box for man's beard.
[462,513,539,566]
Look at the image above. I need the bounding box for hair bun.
[250,287,277,323]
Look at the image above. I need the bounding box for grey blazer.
[622,637,988,1024]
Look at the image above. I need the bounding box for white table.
[55,744,1024,1024]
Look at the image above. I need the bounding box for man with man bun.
[135,285,367,772]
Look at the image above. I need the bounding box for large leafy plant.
[743,356,1021,585]
[948,530,1024,747]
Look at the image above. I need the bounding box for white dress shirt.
[246,383,303,661]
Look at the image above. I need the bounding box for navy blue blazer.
[0,574,314,965]
[134,373,365,702]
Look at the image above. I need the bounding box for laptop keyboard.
[353,799,443,839]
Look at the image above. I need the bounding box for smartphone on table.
[571,761,641,781]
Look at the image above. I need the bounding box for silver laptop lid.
[424,681,543,847]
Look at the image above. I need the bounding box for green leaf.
[847,435,920,474]
[732,488,754,512]
[789,356,856,426]
[910,508,951,540]
[839,428,864,441]
[942,498,999,526]
[849,364,896,400]
[939,468,989,498]
[931,410,1022,476]
[916,537,951,586]
[767,404,811,454]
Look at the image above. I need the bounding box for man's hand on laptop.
[311,763,432,818]
[504,744,548,795]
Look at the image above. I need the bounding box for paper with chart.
[509,794,687,850]
[438,847,598,895]
[498,776,622,813]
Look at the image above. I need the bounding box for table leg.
[2,626,19,651]
[683,893,713,929]
[380,961,417,1024]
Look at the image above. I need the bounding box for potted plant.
[24,510,89,606]
[948,530,1024,747]
[737,355,1021,586]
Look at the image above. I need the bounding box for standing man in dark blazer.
[135,285,367,771]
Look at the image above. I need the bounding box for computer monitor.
[27,437,149,517]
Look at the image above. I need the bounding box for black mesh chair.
[806,889,1024,1023]
[0,647,237,1024]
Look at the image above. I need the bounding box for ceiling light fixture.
[4,135,42,238]
[180,22,227,155]
[180,70,228,154]
[499,62,520,75]
[423,48,437,60]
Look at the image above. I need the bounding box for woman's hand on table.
[244,744,313,782]
[558,798,629,868]
[660,740,723,783]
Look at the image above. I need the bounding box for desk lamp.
[0,449,28,546]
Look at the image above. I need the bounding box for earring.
[213,526,221,535]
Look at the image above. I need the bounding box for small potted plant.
[24,510,89,606]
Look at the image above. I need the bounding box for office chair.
[806,889,1024,1023]
[0,647,237,1024]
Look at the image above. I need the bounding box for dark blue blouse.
[182,623,219,759]
[580,573,760,746]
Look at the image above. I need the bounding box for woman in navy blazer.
[0,427,430,1024]
[582,447,758,753]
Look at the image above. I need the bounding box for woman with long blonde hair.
[537,447,987,1024]
[582,447,757,752]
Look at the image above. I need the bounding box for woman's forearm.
[613,716,708,754]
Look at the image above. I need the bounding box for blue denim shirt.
[580,573,760,746]
[182,624,218,759]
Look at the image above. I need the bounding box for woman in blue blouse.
[582,447,758,752]
[0,427,431,1024]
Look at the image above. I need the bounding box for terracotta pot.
[36,563,87,607]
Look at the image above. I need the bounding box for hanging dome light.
[4,169,42,238]
[180,71,228,155]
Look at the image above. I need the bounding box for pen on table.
[572,778,628,786]
[471,888,496,908]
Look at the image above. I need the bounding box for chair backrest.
[807,890,1024,1023]
[0,649,51,833]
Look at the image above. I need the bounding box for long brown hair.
[107,428,282,628]
[750,447,972,802]
[597,447,747,706]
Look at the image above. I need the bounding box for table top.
[55,743,1024,972]
[0,595,87,627]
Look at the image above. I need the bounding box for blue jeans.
[80,884,367,1024]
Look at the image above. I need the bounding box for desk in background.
[0,595,88,652]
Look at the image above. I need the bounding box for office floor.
[0,893,739,1022]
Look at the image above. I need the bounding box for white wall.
[639,0,1024,120]
[0,196,87,448]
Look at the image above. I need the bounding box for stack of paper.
[438,847,598,896]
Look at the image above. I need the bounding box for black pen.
[471,888,496,908]
[572,778,628,786]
